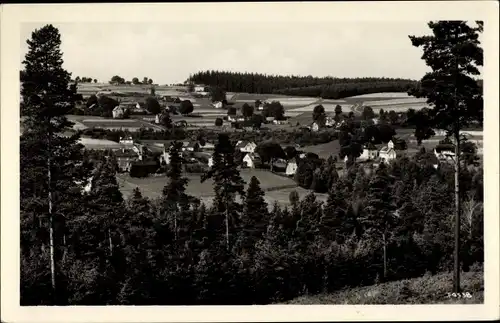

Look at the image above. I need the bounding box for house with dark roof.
[434,142,456,162]
[359,142,379,161]
[236,140,257,153]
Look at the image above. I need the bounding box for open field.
[284,270,483,304]
[347,92,420,99]
[288,103,353,113]
[116,169,333,209]
[301,140,342,159]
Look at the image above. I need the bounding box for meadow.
[114,168,333,209]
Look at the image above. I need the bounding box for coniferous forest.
[188,71,418,99]
[20,23,484,306]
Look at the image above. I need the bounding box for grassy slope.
[284,271,484,304]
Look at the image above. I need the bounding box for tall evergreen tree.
[162,141,190,242]
[201,134,245,249]
[320,179,351,243]
[360,163,396,280]
[20,24,91,304]
[409,21,483,292]
[237,176,269,254]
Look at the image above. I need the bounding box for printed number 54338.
[447,292,473,298]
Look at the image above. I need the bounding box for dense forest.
[187,70,418,99]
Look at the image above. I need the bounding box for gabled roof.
[236,140,254,148]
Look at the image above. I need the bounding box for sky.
[20,21,446,85]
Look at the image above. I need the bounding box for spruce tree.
[360,163,396,280]
[320,179,351,243]
[20,24,91,304]
[87,159,125,259]
[237,176,269,254]
[201,134,245,249]
[162,141,190,241]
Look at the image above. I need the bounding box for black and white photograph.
[1,2,499,322]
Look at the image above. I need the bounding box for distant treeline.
[188,70,419,99]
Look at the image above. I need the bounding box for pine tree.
[20,24,91,304]
[320,179,351,243]
[237,176,269,254]
[295,192,323,247]
[201,134,245,249]
[360,163,396,280]
[162,141,190,241]
[87,159,125,259]
[409,21,483,292]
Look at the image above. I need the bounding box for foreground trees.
[21,24,92,304]
[409,20,483,292]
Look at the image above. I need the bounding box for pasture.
[116,169,330,209]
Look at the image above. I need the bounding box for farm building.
[194,85,206,92]
[112,106,125,119]
[242,153,262,169]
[379,140,397,164]
[359,143,379,161]
[119,136,134,146]
[286,159,299,176]
[434,143,456,162]
[273,119,288,125]
[115,148,141,172]
[311,122,321,132]
[236,140,257,153]
[212,101,224,109]
[208,155,214,168]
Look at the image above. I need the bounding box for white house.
[359,143,378,161]
[160,151,171,165]
[213,101,223,109]
[119,136,134,145]
[236,141,257,153]
[243,153,261,168]
[434,143,456,162]
[273,119,288,125]
[194,85,205,92]
[155,114,161,124]
[311,122,320,132]
[112,106,125,118]
[379,140,397,164]
[325,117,335,127]
[208,155,214,168]
[286,159,299,176]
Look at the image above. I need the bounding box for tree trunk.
[453,129,461,293]
[108,228,113,257]
[225,202,229,250]
[48,137,57,302]
[382,232,387,280]
[174,212,178,241]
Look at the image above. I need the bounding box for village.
[15,17,488,309]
